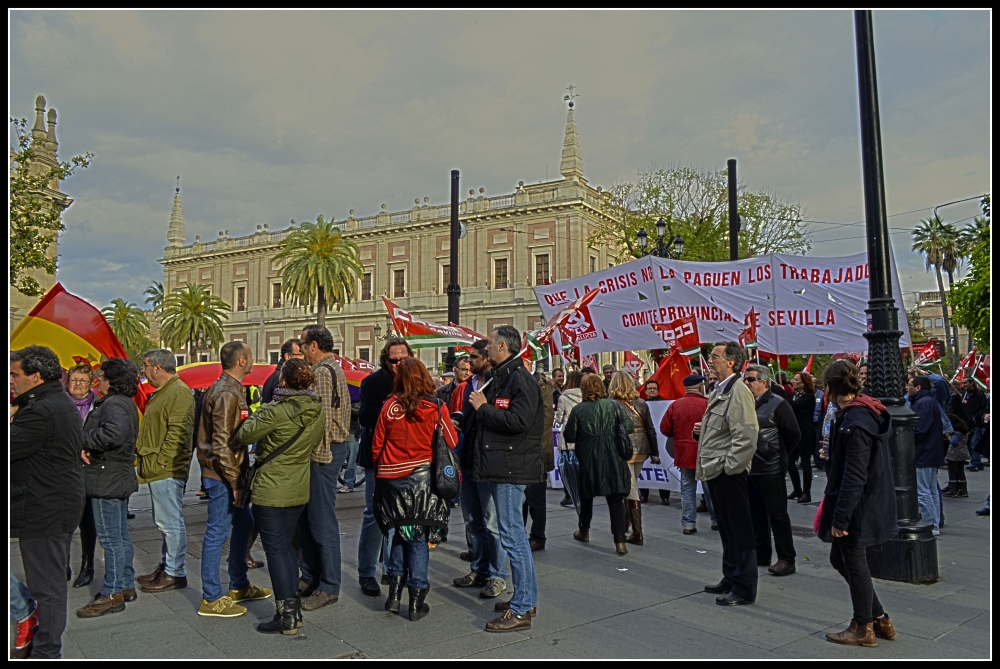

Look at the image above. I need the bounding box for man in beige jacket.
[695,342,759,606]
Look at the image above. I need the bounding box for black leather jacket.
[751,390,801,476]
[373,465,450,535]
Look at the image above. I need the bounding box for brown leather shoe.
[137,563,165,585]
[493,600,536,617]
[768,559,796,576]
[123,588,138,602]
[485,609,531,633]
[873,614,896,640]
[529,539,545,552]
[141,572,187,593]
[76,593,126,618]
[826,620,877,647]
[301,590,338,611]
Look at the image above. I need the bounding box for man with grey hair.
[136,349,196,593]
[695,342,759,606]
[743,364,800,577]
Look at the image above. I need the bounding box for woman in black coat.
[817,361,899,648]
[788,372,818,503]
[76,358,140,619]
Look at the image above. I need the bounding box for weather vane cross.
[564,84,579,108]
[175,175,181,192]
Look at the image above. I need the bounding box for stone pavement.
[10,463,991,659]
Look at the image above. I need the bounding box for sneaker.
[485,609,531,632]
[15,604,38,650]
[228,584,273,602]
[198,596,247,617]
[338,485,355,493]
[479,577,506,599]
[453,571,488,588]
[975,506,990,516]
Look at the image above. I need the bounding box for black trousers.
[830,541,884,624]
[255,504,305,600]
[522,481,547,544]
[579,495,627,543]
[747,473,796,563]
[20,532,74,659]
[78,497,97,563]
[705,472,758,601]
[786,448,812,496]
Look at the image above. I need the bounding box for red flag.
[911,341,940,367]
[738,307,759,349]
[699,353,709,374]
[580,353,598,371]
[953,348,978,383]
[641,348,691,401]
[623,351,643,380]
[331,353,356,371]
[973,354,990,391]
[758,351,790,369]
[803,355,814,374]
[383,297,485,348]
[651,314,700,355]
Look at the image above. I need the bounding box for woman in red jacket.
[372,358,458,621]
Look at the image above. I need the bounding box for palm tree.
[144,281,165,313]
[274,215,364,328]
[159,283,231,362]
[911,216,957,358]
[102,298,150,353]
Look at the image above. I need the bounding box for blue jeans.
[488,482,537,616]
[680,468,698,530]
[357,468,392,579]
[916,467,941,531]
[298,446,347,596]
[386,531,429,590]
[91,498,135,595]
[201,477,253,602]
[459,472,509,580]
[342,439,360,488]
[557,450,581,514]
[10,574,35,622]
[969,428,983,466]
[148,478,187,577]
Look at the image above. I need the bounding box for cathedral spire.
[167,178,185,247]
[559,87,584,182]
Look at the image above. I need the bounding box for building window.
[361,273,372,301]
[272,283,282,309]
[236,286,246,312]
[269,351,280,364]
[441,265,450,294]
[923,319,933,329]
[935,318,943,328]
[535,254,550,286]
[358,347,371,362]
[393,269,405,298]
[589,256,597,274]
[175,354,186,367]
[494,258,509,289]
[199,353,209,363]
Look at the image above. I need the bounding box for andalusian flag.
[10,283,130,368]
[383,297,486,349]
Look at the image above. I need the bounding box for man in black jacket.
[355,337,412,598]
[261,338,302,404]
[468,325,544,632]
[961,377,988,471]
[10,346,86,659]
[744,365,801,577]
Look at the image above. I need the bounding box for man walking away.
[660,375,709,534]
[197,342,272,618]
[136,349,196,594]
[11,346,86,659]
[696,342,759,606]
[469,325,544,632]
[298,324,352,610]
[743,365,801,576]
[908,376,944,535]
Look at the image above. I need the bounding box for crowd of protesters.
[10,330,989,656]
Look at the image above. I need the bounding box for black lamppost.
[445,170,461,370]
[854,9,938,583]
[637,218,684,259]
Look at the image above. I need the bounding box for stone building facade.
[159,106,619,370]
[914,290,972,357]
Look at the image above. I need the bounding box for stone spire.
[167,178,186,247]
[31,95,48,146]
[45,109,58,161]
[559,101,585,182]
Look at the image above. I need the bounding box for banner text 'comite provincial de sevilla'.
[533,252,910,356]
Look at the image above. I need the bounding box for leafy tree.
[159,283,231,362]
[950,215,990,350]
[144,281,165,314]
[102,298,150,354]
[274,215,364,328]
[125,335,160,371]
[590,165,810,264]
[9,118,92,297]
[911,215,959,358]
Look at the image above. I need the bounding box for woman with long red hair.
[372,358,458,621]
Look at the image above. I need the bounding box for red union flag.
[738,307,759,349]
[973,354,990,391]
[623,351,643,379]
[912,341,940,367]
[953,348,978,383]
[652,314,700,355]
[383,297,485,349]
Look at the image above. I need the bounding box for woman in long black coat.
[817,361,899,648]
[788,372,818,503]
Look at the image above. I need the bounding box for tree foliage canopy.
[102,298,150,354]
[9,117,92,297]
[159,283,231,360]
[949,210,990,350]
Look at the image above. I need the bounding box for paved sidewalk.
[10,463,991,659]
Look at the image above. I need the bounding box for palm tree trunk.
[946,269,961,358]
[317,286,327,328]
[188,337,196,366]
[934,265,954,361]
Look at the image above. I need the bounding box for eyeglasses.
[708,353,725,360]
[69,379,90,385]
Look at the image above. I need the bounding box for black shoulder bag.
[612,401,634,462]
[431,399,462,499]
[239,425,306,506]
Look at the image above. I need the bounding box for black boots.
[384,576,404,613]
[73,557,95,588]
[957,481,969,498]
[256,598,300,635]
[942,481,958,497]
[407,586,430,621]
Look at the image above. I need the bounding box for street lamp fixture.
[637,228,648,251]
[373,323,381,340]
[673,236,685,259]
[655,217,667,239]
[636,221,683,260]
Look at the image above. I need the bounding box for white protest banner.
[534,252,910,356]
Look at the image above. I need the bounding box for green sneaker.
[198,596,247,617]
[228,584,273,602]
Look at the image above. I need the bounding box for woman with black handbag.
[563,373,634,555]
[76,358,140,619]
[237,359,326,635]
[371,358,458,621]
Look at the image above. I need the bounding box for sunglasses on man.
[744,376,762,384]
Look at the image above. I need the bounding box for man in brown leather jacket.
[196,341,272,618]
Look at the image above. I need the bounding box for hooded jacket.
[819,395,898,548]
[554,387,583,451]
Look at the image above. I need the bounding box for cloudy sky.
[10,10,990,310]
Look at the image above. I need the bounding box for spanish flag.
[10,283,130,367]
